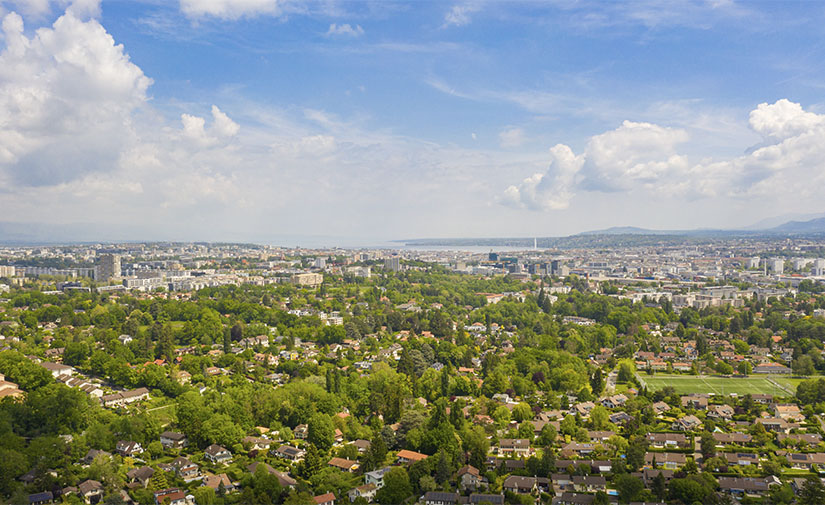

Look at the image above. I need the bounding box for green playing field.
[636,374,801,397]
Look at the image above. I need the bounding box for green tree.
[308,414,336,453]
[376,467,413,505]
[799,476,825,505]
[614,474,643,503]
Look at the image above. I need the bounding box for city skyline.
[2,0,825,244]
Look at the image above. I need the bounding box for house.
[681,396,708,410]
[457,465,480,490]
[778,433,823,446]
[351,439,371,453]
[365,467,391,489]
[609,411,633,424]
[314,493,336,505]
[39,362,74,378]
[101,387,150,407]
[707,404,735,420]
[172,457,200,482]
[160,431,188,449]
[423,492,459,505]
[126,466,154,488]
[204,444,232,464]
[468,494,504,505]
[573,401,595,417]
[328,457,359,472]
[718,476,780,497]
[600,394,627,409]
[242,436,272,451]
[774,404,805,422]
[644,452,686,470]
[502,476,537,495]
[153,488,187,505]
[551,493,596,505]
[560,442,595,458]
[396,449,428,464]
[724,453,759,466]
[587,431,615,443]
[115,440,143,457]
[713,432,752,446]
[203,473,235,493]
[756,417,790,433]
[571,475,606,493]
[646,433,687,449]
[672,415,702,431]
[753,362,791,374]
[273,445,306,461]
[77,479,103,504]
[28,492,54,505]
[651,402,670,415]
[498,438,531,457]
[786,452,825,470]
[348,484,377,503]
[294,424,309,439]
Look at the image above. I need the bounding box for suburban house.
[160,431,188,449]
[204,444,232,464]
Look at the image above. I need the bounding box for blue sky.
[1,0,825,245]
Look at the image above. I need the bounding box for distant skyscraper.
[384,256,400,272]
[813,259,825,276]
[314,257,326,269]
[96,254,121,281]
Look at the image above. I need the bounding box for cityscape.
[3,1,825,505]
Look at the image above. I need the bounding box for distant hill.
[769,217,825,233]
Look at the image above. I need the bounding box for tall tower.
[96,254,121,282]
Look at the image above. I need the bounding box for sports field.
[636,374,802,397]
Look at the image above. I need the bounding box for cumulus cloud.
[443,1,481,27]
[326,23,364,37]
[503,100,825,211]
[0,8,151,185]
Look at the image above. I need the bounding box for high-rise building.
[96,254,121,281]
[384,256,400,272]
[314,257,326,269]
[813,259,825,276]
[768,258,784,274]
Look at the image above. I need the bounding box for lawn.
[636,374,803,397]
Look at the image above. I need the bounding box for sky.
[1,0,825,245]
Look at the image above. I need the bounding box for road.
[606,370,618,394]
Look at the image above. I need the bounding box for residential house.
[786,453,825,470]
[204,444,232,464]
[204,473,235,493]
[126,466,154,488]
[77,480,103,504]
[328,457,359,472]
[724,453,759,467]
[160,431,188,449]
[365,467,391,489]
[646,433,687,449]
[396,449,428,464]
[644,452,686,470]
[498,438,531,457]
[348,484,377,503]
[115,441,143,457]
[718,476,780,497]
[457,465,480,491]
[672,415,702,431]
[423,492,459,505]
[502,476,537,495]
[713,432,752,446]
[314,493,336,505]
[273,445,305,461]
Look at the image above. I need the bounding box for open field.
[636,374,807,397]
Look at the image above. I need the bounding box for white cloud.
[179,0,289,20]
[443,1,481,27]
[503,100,825,212]
[499,127,525,148]
[326,23,364,37]
[0,8,151,185]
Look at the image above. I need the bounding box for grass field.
[636,374,804,397]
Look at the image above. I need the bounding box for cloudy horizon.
[1,0,825,244]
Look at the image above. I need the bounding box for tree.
[589,406,610,430]
[700,432,716,460]
[651,471,666,501]
[590,368,604,396]
[799,476,825,505]
[308,414,335,453]
[376,467,412,505]
[301,445,324,479]
[614,474,643,503]
[193,486,216,505]
[617,360,635,383]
